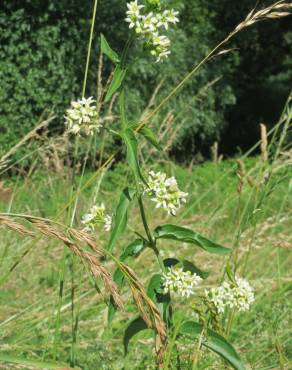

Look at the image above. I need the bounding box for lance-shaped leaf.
[163,258,209,279]
[107,188,134,253]
[108,239,146,323]
[120,239,146,262]
[105,65,126,102]
[179,321,245,370]
[129,123,161,151]
[123,316,150,354]
[121,128,145,183]
[100,34,120,64]
[154,224,231,255]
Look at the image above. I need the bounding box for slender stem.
[137,195,153,243]
[82,0,99,98]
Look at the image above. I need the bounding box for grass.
[0,153,291,369]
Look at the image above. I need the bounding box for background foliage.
[0,0,291,161]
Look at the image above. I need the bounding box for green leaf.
[100,34,120,64]
[127,123,161,151]
[147,273,163,301]
[163,258,209,279]
[0,353,78,369]
[179,321,245,370]
[119,89,127,130]
[108,239,145,323]
[138,126,161,151]
[105,65,126,102]
[182,260,209,279]
[108,239,146,324]
[121,128,145,183]
[108,267,124,323]
[107,187,134,253]
[120,239,146,261]
[123,316,149,354]
[154,224,231,255]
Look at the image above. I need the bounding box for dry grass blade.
[0,216,34,237]
[235,2,292,32]
[0,114,55,172]
[260,124,268,162]
[121,263,166,342]
[0,215,123,309]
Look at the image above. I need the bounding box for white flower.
[65,97,101,136]
[165,9,179,26]
[206,276,255,314]
[144,171,188,215]
[124,2,179,63]
[141,12,158,33]
[150,34,171,62]
[156,10,179,29]
[162,267,202,298]
[104,215,112,232]
[125,0,144,29]
[82,203,112,233]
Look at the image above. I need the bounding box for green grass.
[0,156,291,369]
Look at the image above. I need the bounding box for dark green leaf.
[179,321,245,370]
[105,65,126,102]
[163,258,180,268]
[147,273,163,301]
[100,34,120,64]
[182,260,209,279]
[121,128,145,183]
[123,316,149,354]
[107,187,134,253]
[154,224,231,255]
[120,239,146,261]
[108,268,124,323]
[163,258,209,279]
[108,239,145,323]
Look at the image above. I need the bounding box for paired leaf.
[100,34,120,64]
[179,321,245,370]
[123,316,149,354]
[107,188,134,253]
[163,258,209,279]
[121,128,145,183]
[154,224,231,255]
[105,65,126,102]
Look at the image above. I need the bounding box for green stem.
[226,309,235,338]
[82,0,99,98]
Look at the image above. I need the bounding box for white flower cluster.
[162,267,202,298]
[125,1,179,62]
[144,171,188,215]
[206,277,255,314]
[82,203,112,232]
[65,97,101,135]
